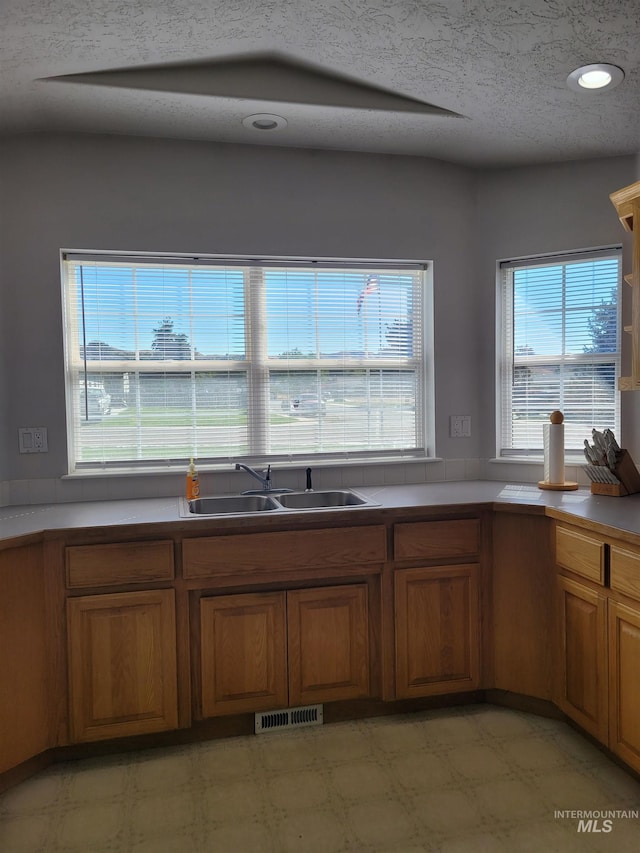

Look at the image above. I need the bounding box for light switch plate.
[450,415,471,438]
[19,427,48,453]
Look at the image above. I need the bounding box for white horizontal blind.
[62,254,426,470]
[499,249,621,456]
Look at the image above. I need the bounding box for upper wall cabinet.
[610,180,640,390]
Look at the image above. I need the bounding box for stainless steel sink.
[179,488,377,517]
[180,494,280,516]
[275,489,374,509]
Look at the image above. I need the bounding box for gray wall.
[0,134,637,501]
[475,155,639,462]
[0,133,480,492]
[0,154,7,484]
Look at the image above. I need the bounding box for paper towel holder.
[538,411,579,491]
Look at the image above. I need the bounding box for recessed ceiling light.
[242,113,288,131]
[567,64,624,92]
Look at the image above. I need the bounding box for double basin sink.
[180,489,378,517]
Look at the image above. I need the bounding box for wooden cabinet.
[610,179,640,390]
[394,519,479,561]
[288,585,369,706]
[556,575,608,743]
[200,583,370,717]
[66,540,174,588]
[607,539,640,772]
[492,512,554,700]
[67,589,178,742]
[555,522,640,767]
[0,543,51,774]
[394,564,480,698]
[555,525,605,584]
[608,599,640,772]
[183,526,386,580]
[200,592,288,717]
[610,545,640,600]
[9,503,640,792]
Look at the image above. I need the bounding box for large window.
[62,253,428,471]
[498,248,621,457]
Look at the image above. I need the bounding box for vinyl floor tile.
[1,705,639,853]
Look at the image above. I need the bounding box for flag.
[357,275,379,314]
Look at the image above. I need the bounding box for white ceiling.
[2,0,639,167]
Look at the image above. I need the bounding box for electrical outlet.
[33,428,48,451]
[18,427,48,453]
[450,415,471,438]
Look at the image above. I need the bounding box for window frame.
[496,246,622,460]
[61,250,434,474]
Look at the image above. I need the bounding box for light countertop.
[1,481,640,548]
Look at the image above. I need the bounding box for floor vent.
[255,704,323,734]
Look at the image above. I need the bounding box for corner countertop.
[1,481,639,549]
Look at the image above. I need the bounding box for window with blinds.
[62,253,428,471]
[498,248,621,457]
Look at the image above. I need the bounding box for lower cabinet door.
[200,592,288,717]
[67,589,178,742]
[608,599,640,772]
[395,564,480,698]
[556,575,608,743]
[287,584,370,706]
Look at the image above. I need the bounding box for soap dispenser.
[186,458,200,501]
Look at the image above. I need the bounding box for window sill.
[63,456,442,479]
[489,456,585,466]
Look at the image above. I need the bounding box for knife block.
[590,449,640,496]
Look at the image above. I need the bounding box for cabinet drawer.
[393,519,479,561]
[555,526,604,584]
[66,540,174,588]
[610,546,640,602]
[183,525,386,579]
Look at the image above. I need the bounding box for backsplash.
[0,458,593,507]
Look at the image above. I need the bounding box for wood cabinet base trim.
[0,751,55,796]
[485,689,565,720]
[6,691,640,793]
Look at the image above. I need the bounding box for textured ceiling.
[1,0,639,167]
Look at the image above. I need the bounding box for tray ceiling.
[1,0,639,167]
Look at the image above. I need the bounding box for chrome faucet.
[234,462,272,491]
[233,463,293,494]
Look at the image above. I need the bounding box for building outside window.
[62,253,430,472]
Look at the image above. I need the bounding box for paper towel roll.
[543,422,565,484]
